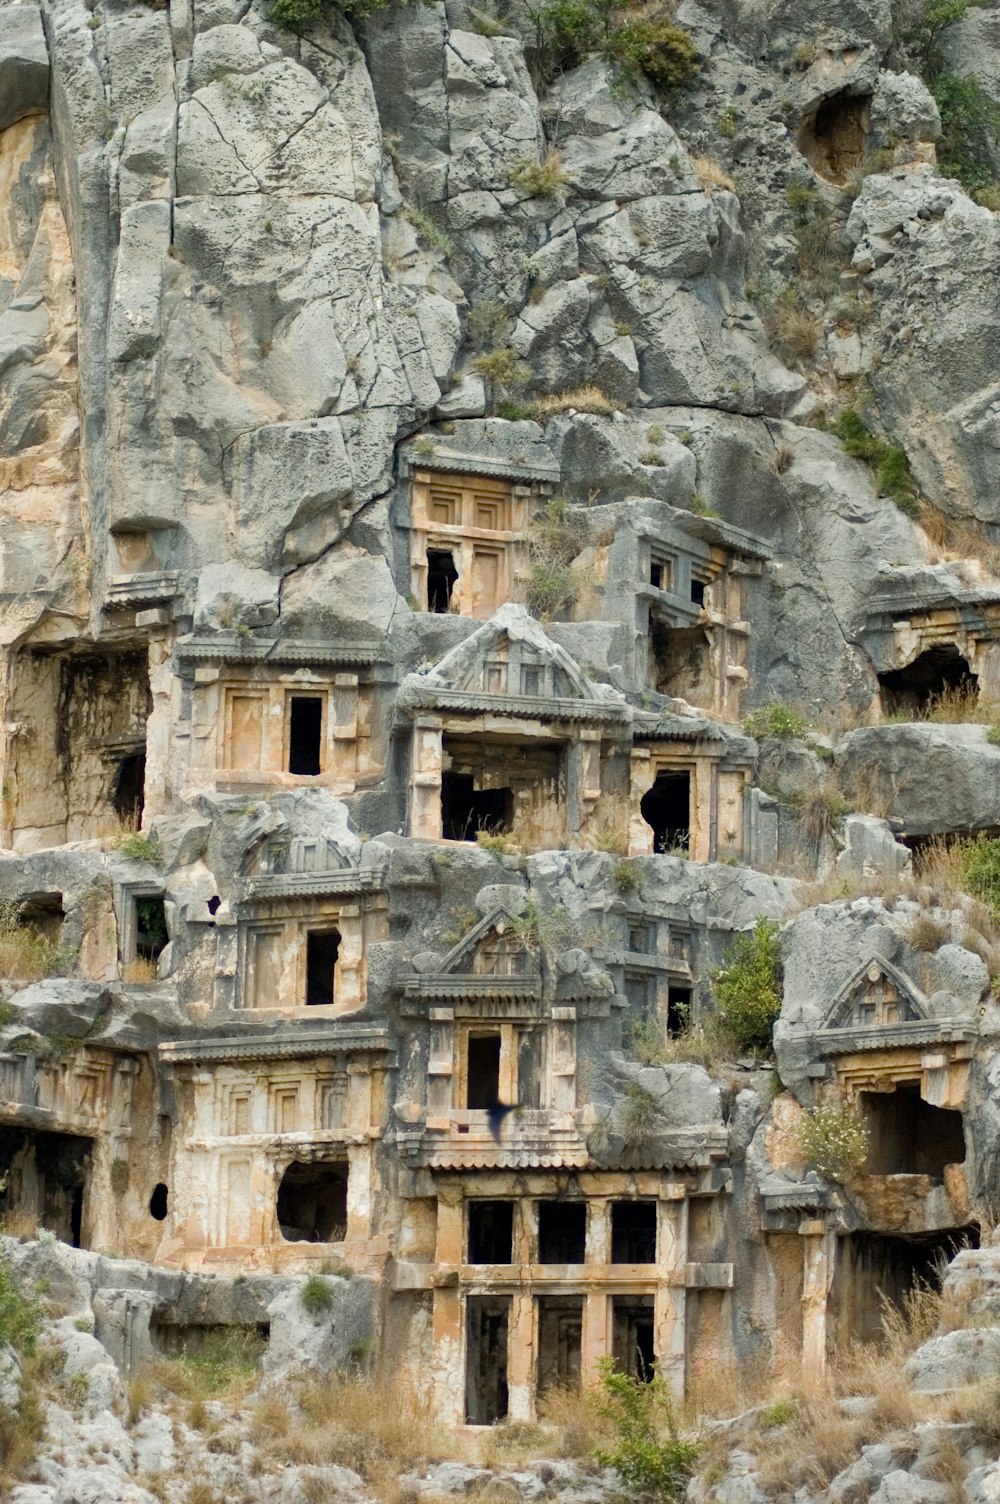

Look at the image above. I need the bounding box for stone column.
[431,1191,464,1423]
[507,1289,536,1421]
[409,718,443,840]
[628,748,655,856]
[801,1220,833,1391]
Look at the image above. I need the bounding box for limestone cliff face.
[3,0,1000,1476]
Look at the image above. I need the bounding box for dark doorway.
[466,1033,501,1108]
[465,1295,510,1424]
[276,1159,348,1242]
[538,1200,586,1263]
[288,696,323,776]
[135,896,168,962]
[149,1183,169,1221]
[19,893,65,942]
[427,549,459,613]
[113,752,146,825]
[537,1296,583,1395]
[861,1084,965,1178]
[667,986,691,1036]
[611,1201,657,1264]
[640,771,691,853]
[305,929,340,1006]
[0,1128,92,1247]
[690,577,706,607]
[467,1201,514,1264]
[878,645,978,718]
[612,1295,656,1380]
[441,771,514,841]
[831,1226,978,1346]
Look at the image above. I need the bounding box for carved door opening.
[276,1159,349,1242]
[288,696,323,776]
[612,1294,656,1381]
[427,549,459,613]
[441,770,514,841]
[305,929,341,1006]
[465,1295,510,1424]
[466,1032,502,1108]
[641,771,691,853]
[537,1296,583,1395]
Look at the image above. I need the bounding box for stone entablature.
[629,718,753,863]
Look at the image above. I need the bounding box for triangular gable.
[439,904,540,980]
[821,955,930,1031]
[243,833,356,878]
[418,604,605,703]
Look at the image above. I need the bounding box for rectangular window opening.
[537,1200,586,1264]
[305,929,340,1007]
[277,1158,348,1242]
[427,548,459,613]
[288,696,323,776]
[466,1033,501,1109]
[690,577,706,607]
[640,770,691,854]
[441,770,514,843]
[611,1201,657,1264]
[467,1201,514,1264]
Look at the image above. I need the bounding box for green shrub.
[800,1100,870,1181]
[742,704,810,740]
[0,1259,42,1356]
[593,1359,700,1500]
[932,70,1000,196]
[116,833,163,866]
[523,497,589,620]
[472,348,531,412]
[268,0,391,26]
[711,918,783,1055]
[612,859,641,895]
[510,149,569,198]
[536,0,698,93]
[961,834,1000,914]
[300,1275,335,1316]
[403,205,453,257]
[833,410,920,513]
[618,1083,659,1148]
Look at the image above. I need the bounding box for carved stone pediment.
[396,604,627,722]
[821,955,929,1033]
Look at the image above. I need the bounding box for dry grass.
[0,1209,41,1241]
[923,1434,969,1504]
[908,911,952,952]
[919,505,1000,578]
[763,302,821,362]
[536,1385,608,1458]
[0,913,74,984]
[250,1372,451,1492]
[578,796,628,857]
[530,386,623,417]
[691,153,735,192]
[122,956,158,984]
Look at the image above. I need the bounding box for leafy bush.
[0,1258,41,1355]
[833,410,919,514]
[711,918,783,1055]
[619,1083,659,1148]
[472,348,531,411]
[961,834,1000,914]
[268,0,391,26]
[536,0,699,93]
[612,859,641,895]
[742,704,810,740]
[800,1100,870,1181]
[593,1359,700,1500]
[932,70,1000,196]
[116,833,163,866]
[523,497,589,620]
[300,1275,335,1316]
[510,148,569,198]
